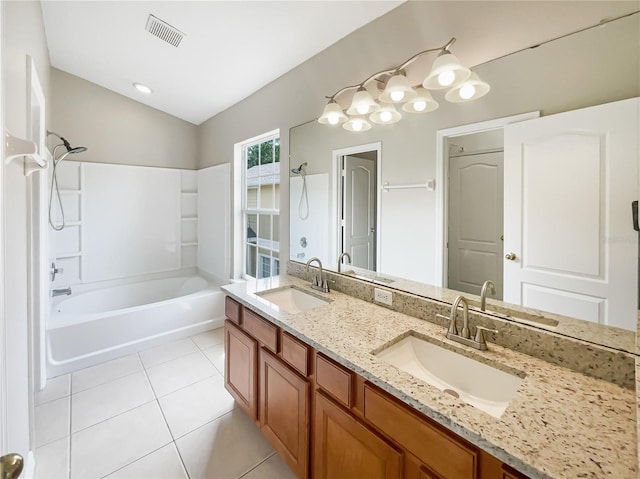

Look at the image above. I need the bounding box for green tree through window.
[247,138,280,168]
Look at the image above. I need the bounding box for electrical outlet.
[374,288,393,306]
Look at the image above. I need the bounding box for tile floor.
[33,328,296,479]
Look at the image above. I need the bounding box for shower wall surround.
[197,163,231,281]
[50,161,199,288]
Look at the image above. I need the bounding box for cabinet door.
[314,391,402,479]
[224,320,258,421]
[259,348,309,479]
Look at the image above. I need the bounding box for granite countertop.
[222,275,637,479]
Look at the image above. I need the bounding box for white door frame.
[434,112,540,287]
[0,0,7,455]
[331,142,382,270]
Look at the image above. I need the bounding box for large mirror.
[289,14,640,352]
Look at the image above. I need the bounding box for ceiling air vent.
[145,14,185,48]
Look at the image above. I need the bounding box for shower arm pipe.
[324,38,455,102]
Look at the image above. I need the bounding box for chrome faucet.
[437,294,498,351]
[480,280,496,311]
[51,287,72,297]
[306,257,329,293]
[337,252,351,273]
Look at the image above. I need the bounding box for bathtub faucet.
[51,287,72,297]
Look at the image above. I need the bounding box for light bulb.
[413,100,427,112]
[328,114,340,125]
[438,70,455,87]
[459,84,476,100]
[351,120,363,131]
[390,91,405,102]
[380,111,392,123]
[357,104,370,115]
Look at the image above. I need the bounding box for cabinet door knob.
[505,252,517,261]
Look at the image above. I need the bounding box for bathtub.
[47,275,226,377]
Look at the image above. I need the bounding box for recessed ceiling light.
[133,82,153,94]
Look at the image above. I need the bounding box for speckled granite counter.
[223,275,637,479]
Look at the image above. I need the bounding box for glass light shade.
[444,73,491,102]
[346,88,380,115]
[318,100,348,125]
[369,104,401,125]
[423,52,471,90]
[378,73,417,104]
[402,88,439,113]
[343,116,372,132]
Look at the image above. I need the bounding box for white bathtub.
[47,275,226,377]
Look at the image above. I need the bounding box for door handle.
[505,252,517,261]
[1,453,24,479]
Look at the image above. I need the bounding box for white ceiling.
[40,1,403,125]
[41,2,639,126]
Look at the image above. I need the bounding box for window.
[242,134,280,279]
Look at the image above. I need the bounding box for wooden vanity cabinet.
[259,347,310,479]
[314,390,403,479]
[224,320,258,420]
[223,297,530,479]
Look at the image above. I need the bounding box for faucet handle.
[474,325,499,345]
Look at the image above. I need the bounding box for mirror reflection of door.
[342,153,376,270]
[447,135,504,299]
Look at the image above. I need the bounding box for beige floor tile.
[158,376,236,438]
[34,436,70,479]
[241,453,297,479]
[176,409,273,479]
[71,371,154,432]
[140,338,199,369]
[202,343,225,374]
[71,354,143,394]
[35,396,70,448]
[105,444,187,479]
[146,351,219,397]
[191,328,224,350]
[35,374,70,406]
[70,402,172,479]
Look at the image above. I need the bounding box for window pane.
[246,245,257,277]
[258,248,272,279]
[258,214,272,245]
[246,214,257,244]
[274,138,280,163]
[247,144,259,169]
[272,215,280,247]
[258,184,275,210]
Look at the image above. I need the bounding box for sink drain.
[443,388,460,398]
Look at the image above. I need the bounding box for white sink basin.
[375,334,524,418]
[256,286,329,314]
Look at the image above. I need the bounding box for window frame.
[240,132,280,280]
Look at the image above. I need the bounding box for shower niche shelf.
[4,129,47,176]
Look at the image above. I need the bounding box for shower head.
[291,162,307,175]
[54,145,88,165]
[47,130,87,154]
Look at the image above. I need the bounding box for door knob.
[1,453,24,479]
[505,252,517,261]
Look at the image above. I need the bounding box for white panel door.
[343,156,375,270]
[504,98,639,330]
[448,152,504,298]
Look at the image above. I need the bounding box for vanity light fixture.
[318,38,489,132]
[133,82,153,94]
[346,87,380,115]
[343,115,372,132]
[318,99,349,125]
[403,88,439,113]
[445,72,491,102]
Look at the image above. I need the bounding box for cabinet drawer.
[243,309,279,352]
[315,354,353,408]
[364,384,479,479]
[225,296,242,325]
[281,332,310,377]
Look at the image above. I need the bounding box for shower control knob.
[505,252,517,261]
